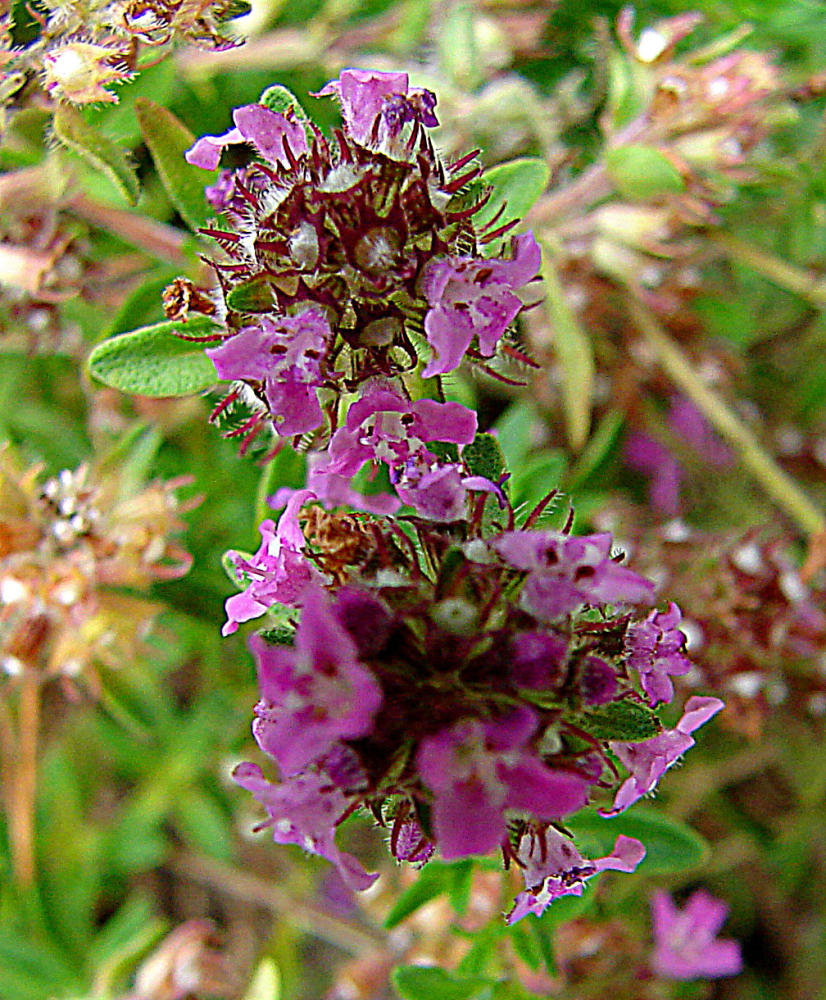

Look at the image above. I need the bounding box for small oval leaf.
[135,98,215,232]
[88,317,219,397]
[53,104,140,206]
[605,145,685,201]
[475,158,550,232]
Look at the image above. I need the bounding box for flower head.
[650,889,742,979]
[177,72,538,449]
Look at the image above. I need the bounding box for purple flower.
[250,586,383,776]
[668,397,733,468]
[650,889,743,980]
[507,826,646,923]
[624,431,683,516]
[627,602,692,705]
[313,69,438,147]
[308,384,478,518]
[222,490,316,636]
[185,104,308,170]
[206,308,332,437]
[580,655,618,705]
[421,233,541,378]
[492,530,655,622]
[233,761,377,891]
[608,696,724,813]
[509,631,568,689]
[416,707,591,860]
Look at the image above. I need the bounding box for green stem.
[629,300,825,537]
[713,232,826,310]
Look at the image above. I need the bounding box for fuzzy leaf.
[579,701,661,741]
[135,98,215,232]
[475,158,550,232]
[88,317,219,397]
[463,432,506,481]
[226,276,276,312]
[259,84,310,122]
[605,145,686,201]
[53,104,140,205]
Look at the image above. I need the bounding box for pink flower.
[626,602,693,706]
[650,889,742,980]
[492,529,655,622]
[416,707,591,860]
[421,233,541,378]
[233,761,377,891]
[206,309,332,437]
[608,696,725,813]
[313,69,438,147]
[185,104,308,170]
[507,826,646,922]
[222,490,316,635]
[308,384,479,519]
[251,587,383,776]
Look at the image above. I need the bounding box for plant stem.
[713,232,826,310]
[629,300,826,538]
[9,673,41,885]
[170,851,387,955]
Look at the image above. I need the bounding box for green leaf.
[508,921,541,971]
[53,104,140,205]
[135,98,214,232]
[475,158,550,233]
[226,276,277,312]
[392,965,494,1000]
[579,701,661,742]
[567,806,710,875]
[259,84,310,122]
[539,244,594,451]
[88,317,219,397]
[605,145,685,201]
[463,432,506,481]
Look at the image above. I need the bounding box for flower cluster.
[177,69,540,464]
[0,447,191,692]
[0,0,243,111]
[179,68,725,921]
[226,484,721,917]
